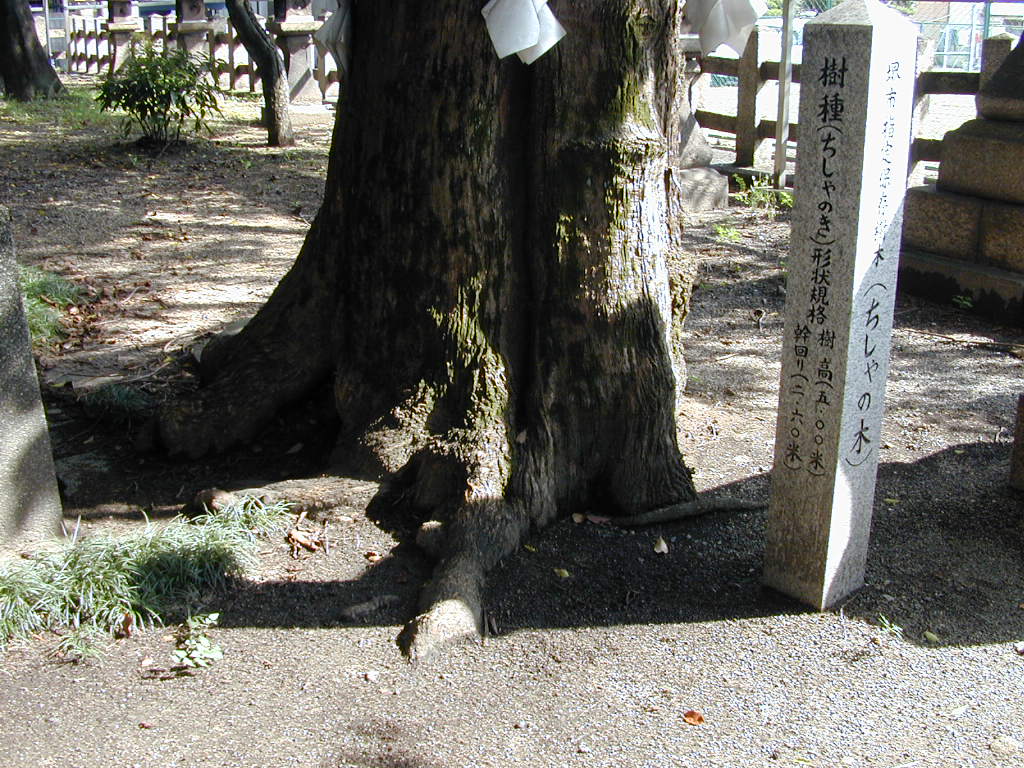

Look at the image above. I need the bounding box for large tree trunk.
[159,0,699,657]
[225,0,294,146]
[0,0,62,101]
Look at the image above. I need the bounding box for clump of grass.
[733,174,794,216]
[17,265,81,348]
[0,496,291,655]
[0,85,117,132]
[78,383,155,424]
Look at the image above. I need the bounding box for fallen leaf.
[683,710,705,726]
[138,722,154,729]
[1013,641,1024,656]
[364,551,383,563]
[586,514,611,525]
[883,498,900,505]
[553,568,571,579]
[523,544,537,552]
[923,630,941,644]
[572,513,585,524]
[653,536,669,554]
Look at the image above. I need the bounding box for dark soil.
[1,80,1023,768]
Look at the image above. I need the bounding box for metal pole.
[773,0,795,188]
[42,1,54,65]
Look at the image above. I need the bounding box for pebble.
[990,736,1022,756]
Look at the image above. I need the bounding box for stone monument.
[764,0,916,609]
[0,207,63,550]
[900,34,1024,321]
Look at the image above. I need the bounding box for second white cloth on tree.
[685,0,767,56]
[482,0,567,64]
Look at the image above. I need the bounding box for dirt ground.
[1,79,1022,768]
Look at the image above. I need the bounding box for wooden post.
[736,26,761,167]
[773,0,795,187]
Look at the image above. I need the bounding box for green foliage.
[714,222,742,243]
[734,175,794,215]
[17,265,81,348]
[172,613,223,668]
[0,497,291,655]
[877,613,904,639]
[96,42,222,146]
[952,294,974,311]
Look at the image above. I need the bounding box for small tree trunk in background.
[225,0,294,146]
[159,0,699,657]
[0,0,63,100]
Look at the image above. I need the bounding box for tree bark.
[225,0,295,146]
[0,0,62,101]
[159,0,700,657]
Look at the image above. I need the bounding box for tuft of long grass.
[17,265,81,347]
[0,497,291,653]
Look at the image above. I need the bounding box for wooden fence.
[65,11,340,102]
[695,27,1014,178]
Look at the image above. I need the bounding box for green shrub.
[96,41,222,146]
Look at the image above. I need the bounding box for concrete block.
[901,184,981,260]
[938,119,1024,205]
[674,168,728,211]
[898,248,1024,324]
[0,207,63,549]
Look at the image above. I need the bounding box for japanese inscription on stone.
[765,0,917,610]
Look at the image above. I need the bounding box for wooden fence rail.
[694,27,1013,178]
[64,9,340,104]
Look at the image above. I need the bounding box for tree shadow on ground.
[207,441,1023,650]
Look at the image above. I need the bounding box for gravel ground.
[1,82,1022,768]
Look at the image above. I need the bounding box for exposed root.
[613,496,764,527]
[400,499,528,661]
[399,597,481,661]
[185,476,379,522]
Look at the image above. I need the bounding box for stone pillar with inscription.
[269,0,321,103]
[105,0,140,72]
[764,0,917,610]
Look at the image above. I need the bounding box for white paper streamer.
[685,0,767,56]
[482,0,567,64]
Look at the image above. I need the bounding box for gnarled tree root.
[612,496,764,527]
[400,493,764,661]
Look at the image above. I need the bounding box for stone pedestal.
[0,207,63,550]
[269,20,322,103]
[173,0,213,55]
[900,34,1024,323]
[105,0,140,72]
[765,0,916,610]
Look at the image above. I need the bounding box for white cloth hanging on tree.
[482,0,566,64]
[685,0,767,56]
